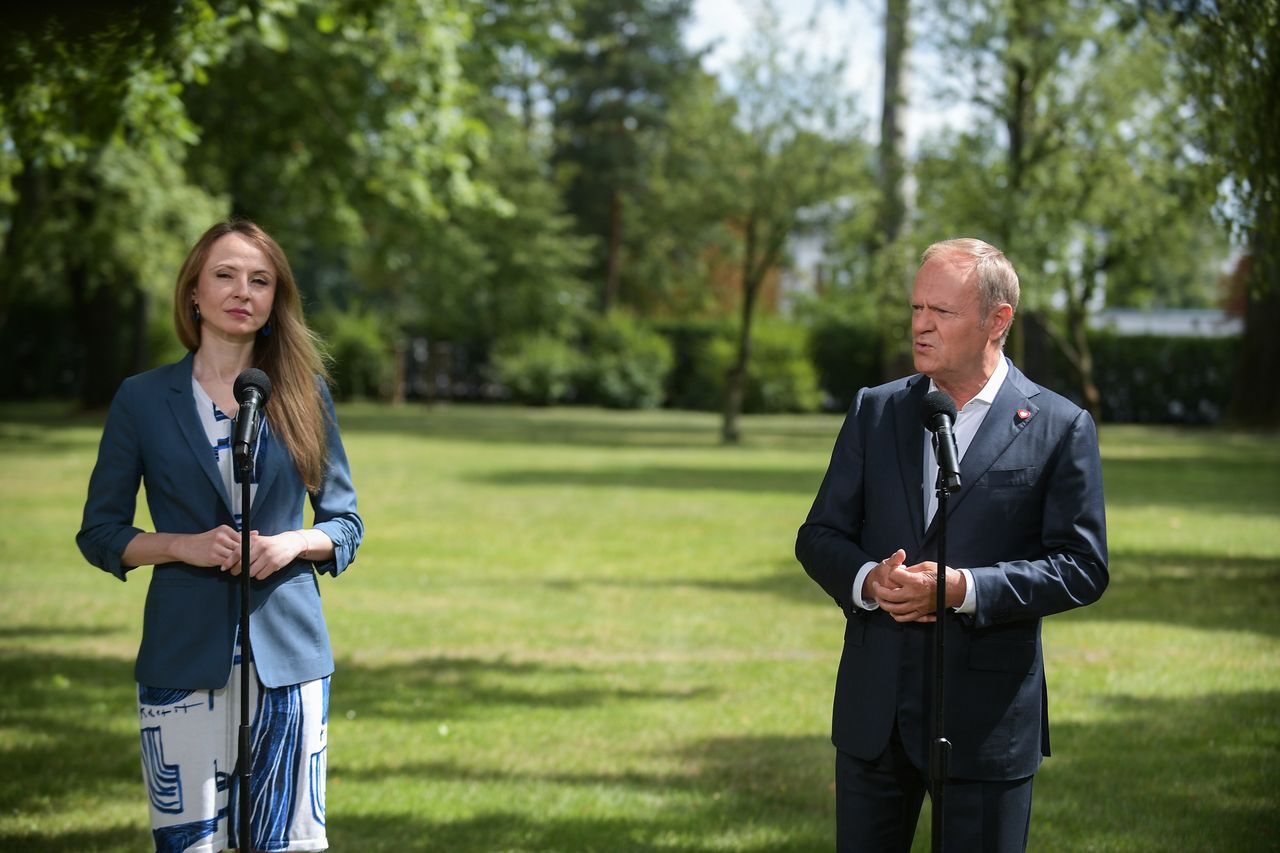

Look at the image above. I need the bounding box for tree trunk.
[1003,1,1033,368]
[1227,217,1280,426]
[875,0,909,249]
[603,188,623,312]
[722,220,762,445]
[69,265,132,409]
[1067,303,1102,425]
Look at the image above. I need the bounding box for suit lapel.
[166,353,234,515]
[892,376,930,545]
[944,359,1041,519]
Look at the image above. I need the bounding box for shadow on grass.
[0,826,150,853]
[1071,552,1280,637]
[541,560,829,608]
[329,733,835,853]
[1102,455,1280,517]
[335,404,838,452]
[0,624,125,640]
[0,650,150,850]
[474,465,823,495]
[331,654,718,723]
[0,401,840,458]
[3,644,1277,852]
[1032,689,1280,852]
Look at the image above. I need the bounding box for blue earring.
[259,320,272,337]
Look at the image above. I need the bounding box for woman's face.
[191,232,278,346]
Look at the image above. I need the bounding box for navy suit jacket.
[796,360,1107,781]
[77,353,364,690]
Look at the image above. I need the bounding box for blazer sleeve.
[76,379,147,581]
[307,383,364,577]
[795,389,875,612]
[970,407,1109,628]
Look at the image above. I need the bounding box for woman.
[77,219,363,853]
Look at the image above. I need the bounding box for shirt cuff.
[956,568,977,614]
[853,561,879,610]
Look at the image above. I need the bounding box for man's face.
[910,255,998,391]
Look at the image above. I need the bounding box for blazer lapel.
[945,359,1041,519]
[892,375,930,544]
[249,418,284,514]
[166,353,234,516]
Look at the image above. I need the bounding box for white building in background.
[1089,308,1242,338]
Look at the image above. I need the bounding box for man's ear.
[989,304,1014,342]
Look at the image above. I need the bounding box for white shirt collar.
[928,355,1009,412]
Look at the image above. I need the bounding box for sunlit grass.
[1,409,1276,851]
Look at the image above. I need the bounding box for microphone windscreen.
[921,390,957,428]
[234,368,273,405]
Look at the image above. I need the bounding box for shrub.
[683,320,822,414]
[491,333,583,405]
[579,313,674,409]
[1088,332,1239,424]
[313,304,395,401]
[804,309,887,412]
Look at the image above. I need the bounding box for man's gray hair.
[921,238,1020,346]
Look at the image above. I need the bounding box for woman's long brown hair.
[173,220,331,492]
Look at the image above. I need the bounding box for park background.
[1,0,1277,850]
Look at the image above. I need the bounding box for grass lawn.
[1,403,1276,852]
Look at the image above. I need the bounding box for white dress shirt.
[852,358,1010,615]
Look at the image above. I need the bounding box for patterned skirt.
[137,646,329,853]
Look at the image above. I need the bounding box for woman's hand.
[244,530,307,580]
[176,525,243,572]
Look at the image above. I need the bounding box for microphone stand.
[930,448,959,853]
[235,449,253,853]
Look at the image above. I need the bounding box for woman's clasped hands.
[180,524,303,579]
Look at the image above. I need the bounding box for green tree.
[712,2,873,442]
[623,69,743,320]
[349,1,596,396]
[550,0,699,312]
[1145,0,1280,427]
[919,0,1225,419]
[182,0,491,266]
[0,1,228,405]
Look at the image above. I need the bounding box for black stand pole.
[929,483,950,851]
[930,466,957,852]
[237,465,253,853]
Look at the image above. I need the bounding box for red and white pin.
[1016,408,1032,422]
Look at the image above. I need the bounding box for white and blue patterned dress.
[136,379,329,853]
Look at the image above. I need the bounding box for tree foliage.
[550,0,699,311]
[0,0,228,404]
[0,0,1261,419]
[916,0,1226,417]
[1143,0,1280,426]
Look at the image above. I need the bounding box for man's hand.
[872,560,967,623]
[862,549,907,605]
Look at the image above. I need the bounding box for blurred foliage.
[311,302,395,401]
[682,320,822,415]
[578,312,675,410]
[490,332,584,405]
[0,0,1263,422]
[1043,332,1240,425]
[1142,0,1280,426]
[551,0,699,311]
[794,291,886,412]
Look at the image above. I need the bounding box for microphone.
[232,368,272,474]
[922,390,961,494]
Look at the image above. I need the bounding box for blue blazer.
[77,353,364,690]
[796,360,1108,781]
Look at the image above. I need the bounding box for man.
[796,238,1108,852]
